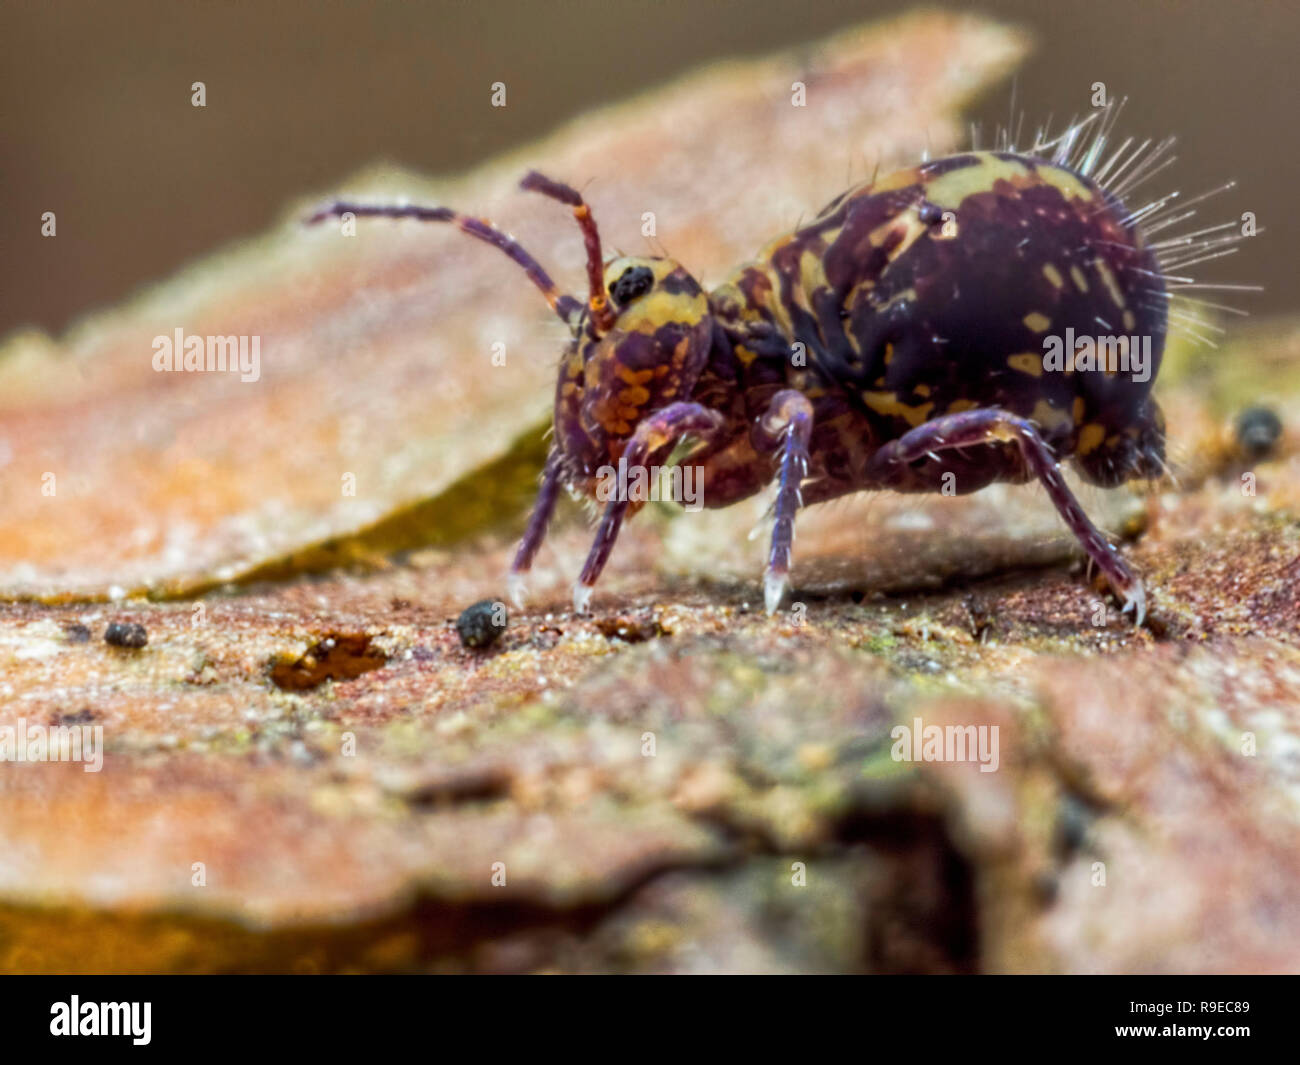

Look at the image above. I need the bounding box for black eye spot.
[609,265,654,306]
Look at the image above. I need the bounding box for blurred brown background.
[2,0,1294,338]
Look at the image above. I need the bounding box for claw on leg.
[507,571,529,610]
[572,581,594,615]
[1114,570,1147,627]
[764,570,787,616]
[760,390,814,615]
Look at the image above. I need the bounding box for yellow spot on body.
[1095,260,1126,310]
[948,399,978,413]
[799,248,828,291]
[862,391,933,427]
[914,383,931,397]
[734,344,757,367]
[872,287,918,314]
[922,153,1030,210]
[758,265,794,337]
[1042,263,1065,290]
[884,342,895,365]
[1123,310,1136,330]
[1077,423,1106,455]
[1023,312,1051,333]
[862,216,929,275]
[1070,265,1089,293]
[1008,353,1044,376]
[673,335,692,367]
[1072,397,1085,422]
[1031,399,1070,433]
[1034,161,1095,204]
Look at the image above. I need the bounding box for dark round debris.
[104,621,148,649]
[1235,405,1283,459]
[457,599,508,649]
[63,623,92,644]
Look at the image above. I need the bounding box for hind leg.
[867,408,1146,623]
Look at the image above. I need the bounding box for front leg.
[755,390,815,615]
[867,408,1146,623]
[574,403,725,613]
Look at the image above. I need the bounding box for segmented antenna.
[304,199,582,323]
[520,171,618,334]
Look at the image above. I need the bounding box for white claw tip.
[507,572,528,610]
[764,571,787,616]
[1120,580,1147,627]
[573,582,594,615]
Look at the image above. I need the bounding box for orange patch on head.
[616,364,653,385]
[1077,423,1106,454]
[617,385,650,408]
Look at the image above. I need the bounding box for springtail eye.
[609,265,655,306]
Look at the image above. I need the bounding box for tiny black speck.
[64,623,92,644]
[104,621,148,649]
[457,599,508,649]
